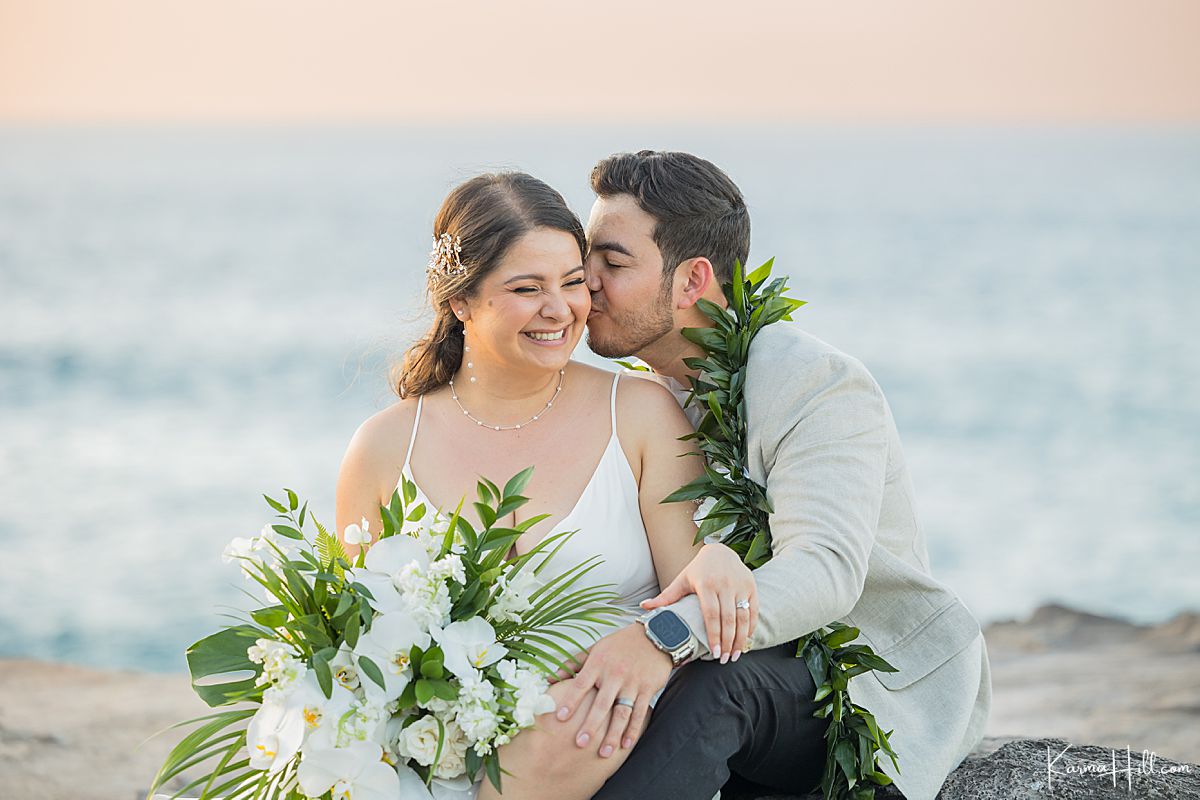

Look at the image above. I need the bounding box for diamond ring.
[735,599,751,611]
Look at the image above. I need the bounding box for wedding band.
[735,599,751,610]
[615,697,635,708]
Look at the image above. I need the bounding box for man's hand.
[552,623,673,758]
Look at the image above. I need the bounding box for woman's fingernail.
[711,645,721,659]
[577,732,590,747]
[557,706,569,720]
[732,650,742,662]
[720,652,730,665]
[600,745,614,758]
[623,737,633,749]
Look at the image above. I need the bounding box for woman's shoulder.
[342,396,422,472]
[614,370,693,444]
[566,361,683,412]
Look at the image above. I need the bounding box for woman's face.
[455,228,589,376]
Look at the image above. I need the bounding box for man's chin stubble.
[585,330,634,360]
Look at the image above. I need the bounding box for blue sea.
[1,126,1197,673]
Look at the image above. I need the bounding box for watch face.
[647,611,691,649]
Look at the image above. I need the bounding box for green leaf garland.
[670,258,901,800]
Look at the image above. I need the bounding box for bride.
[335,172,757,799]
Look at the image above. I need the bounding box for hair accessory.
[427,232,466,283]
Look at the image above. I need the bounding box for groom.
[570,150,991,800]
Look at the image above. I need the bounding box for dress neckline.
[400,372,625,548]
[402,432,616,543]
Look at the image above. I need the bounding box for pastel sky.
[1,0,1197,123]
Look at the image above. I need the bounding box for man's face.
[584,194,676,359]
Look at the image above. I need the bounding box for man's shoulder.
[746,321,874,385]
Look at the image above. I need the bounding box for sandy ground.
[2,603,1197,800]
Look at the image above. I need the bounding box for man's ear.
[675,257,715,310]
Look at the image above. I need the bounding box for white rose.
[397,716,443,767]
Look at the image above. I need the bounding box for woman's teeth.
[524,330,564,341]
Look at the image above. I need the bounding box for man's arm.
[657,352,889,652]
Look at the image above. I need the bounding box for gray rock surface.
[724,736,1200,799]
[937,737,1200,799]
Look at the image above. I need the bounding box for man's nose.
[584,264,602,292]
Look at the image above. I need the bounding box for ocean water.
[1,126,1197,673]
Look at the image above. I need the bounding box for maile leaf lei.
[662,258,901,800]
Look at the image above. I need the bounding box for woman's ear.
[449,297,472,321]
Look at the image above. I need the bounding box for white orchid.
[348,535,431,615]
[329,643,361,691]
[298,689,360,754]
[280,671,356,754]
[256,523,299,566]
[246,700,305,774]
[434,617,507,680]
[222,536,258,571]
[353,612,432,703]
[343,517,373,547]
[297,741,406,800]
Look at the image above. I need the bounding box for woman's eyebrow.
[504,265,585,284]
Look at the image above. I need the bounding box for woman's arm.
[622,376,704,586]
[334,405,411,560]
[621,376,758,660]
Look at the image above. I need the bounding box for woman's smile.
[523,327,570,345]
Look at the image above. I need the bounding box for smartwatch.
[637,608,698,667]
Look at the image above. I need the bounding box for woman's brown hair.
[394,173,586,398]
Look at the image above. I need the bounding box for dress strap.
[609,372,620,437]
[402,395,424,473]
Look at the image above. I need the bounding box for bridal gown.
[400,372,665,798]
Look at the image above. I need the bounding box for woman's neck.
[448,361,566,425]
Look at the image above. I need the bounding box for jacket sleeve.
[662,352,889,656]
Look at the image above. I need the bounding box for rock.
[723,737,1200,799]
[938,737,1200,799]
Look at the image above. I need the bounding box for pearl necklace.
[449,368,564,431]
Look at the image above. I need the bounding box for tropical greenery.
[662,258,901,800]
[148,468,621,800]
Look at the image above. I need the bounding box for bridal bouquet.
[148,468,621,800]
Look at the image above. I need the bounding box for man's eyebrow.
[503,265,585,284]
[589,240,634,258]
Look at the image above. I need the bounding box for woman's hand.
[639,542,758,663]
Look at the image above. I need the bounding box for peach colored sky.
[1,0,1197,123]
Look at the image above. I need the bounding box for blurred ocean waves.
[1,126,1197,672]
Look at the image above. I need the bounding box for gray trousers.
[593,642,828,800]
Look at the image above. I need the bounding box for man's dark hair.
[590,150,750,284]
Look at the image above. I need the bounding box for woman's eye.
[514,286,539,294]
[565,278,586,287]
